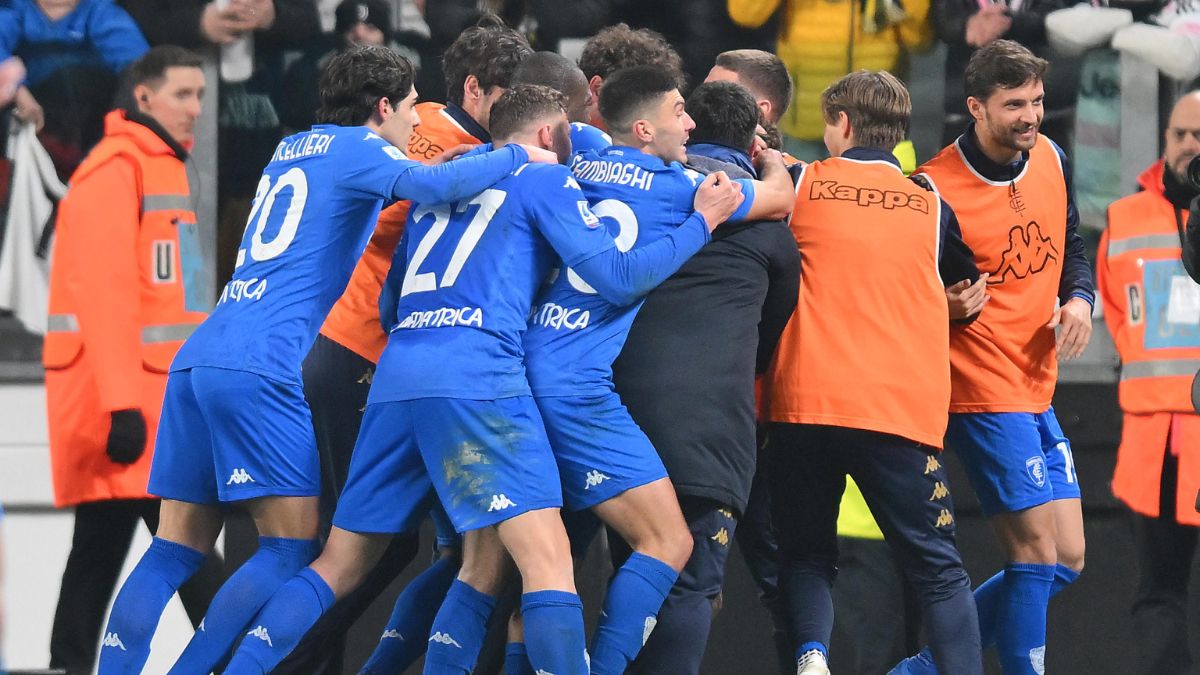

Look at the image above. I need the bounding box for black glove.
[106,408,147,465]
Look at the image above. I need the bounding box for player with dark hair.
[496,65,794,675]
[215,82,742,675]
[281,18,536,674]
[513,51,613,154]
[685,81,761,173]
[440,14,533,130]
[97,45,557,675]
[892,40,1094,675]
[600,74,802,675]
[577,24,685,129]
[707,49,793,126]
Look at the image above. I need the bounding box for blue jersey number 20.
[236,167,309,269]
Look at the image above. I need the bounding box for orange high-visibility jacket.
[917,135,1068,413]
[44,110,208,507]
[768,154,950,448]
[319,103,483,362]
[1099,161,1200,525]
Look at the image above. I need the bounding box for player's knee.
[1007,531,1058,565]
[456,557,509,596]
[631,523,693,572]
[1057,539,1085,574]
[664,527,695,572]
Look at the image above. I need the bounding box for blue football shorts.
[334,396,564,535]
[149,367,320,504]
[536,392,669,512]
[945,407,1081,518]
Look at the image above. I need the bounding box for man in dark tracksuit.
[609,81,801,674]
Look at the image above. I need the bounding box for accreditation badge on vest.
[1143,258,1200,349]
[175,219,214,313]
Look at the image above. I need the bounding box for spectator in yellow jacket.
[728,0,934,159]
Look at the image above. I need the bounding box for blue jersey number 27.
[401,189,507,296]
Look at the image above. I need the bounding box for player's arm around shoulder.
[741,149,795,222]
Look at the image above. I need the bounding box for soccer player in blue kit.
[96,46,560,675]
[510,65,796,675]
[216,84,744,675]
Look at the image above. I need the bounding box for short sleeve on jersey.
[524,164,616,268]
[570,123,613,155]
[339,131,417,200]
[731,177,756,223]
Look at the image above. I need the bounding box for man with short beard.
[892,39,1094,675]
[1097,90,1200,675]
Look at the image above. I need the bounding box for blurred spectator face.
[344,22,386,46]
[378,86,420,149]
[969,77,1044,155]
[135,66,205,145]
[1165,93,1200,182]
[37,0,80,20]
[642,89,694,164]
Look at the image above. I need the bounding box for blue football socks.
[222,566,336,674]
[994,563,1055,675]
[522,590,588,675]
[505,642,535,675]
[589,552,678,675]
[98,537,206,674]
[423,579,496,674]
[169,537,319,674]
[359,556,460,674]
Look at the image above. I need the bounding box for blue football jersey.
[569,122,612,155]
[172,125,528,384]
[368,155,617,403]
[523,145,756,396]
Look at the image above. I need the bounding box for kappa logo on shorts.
[929,482,950,501]
[584,469,611,490]
[487,494,516,512]
[924,455,941,475]
[227,468,255,485]
[711,527,730,547]
[1025,456,1047,488]
[429,631,463,648]
[934,509,955,528]
[380,629,403,641]
[102,632,127,651]
[247,625,273,647]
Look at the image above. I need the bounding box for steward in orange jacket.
[1101,160,1200,527]
[45,106,209,507]
[1097,90,1200,673]
[41,46,224,675]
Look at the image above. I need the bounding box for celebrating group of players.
[90,13,1093,675]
